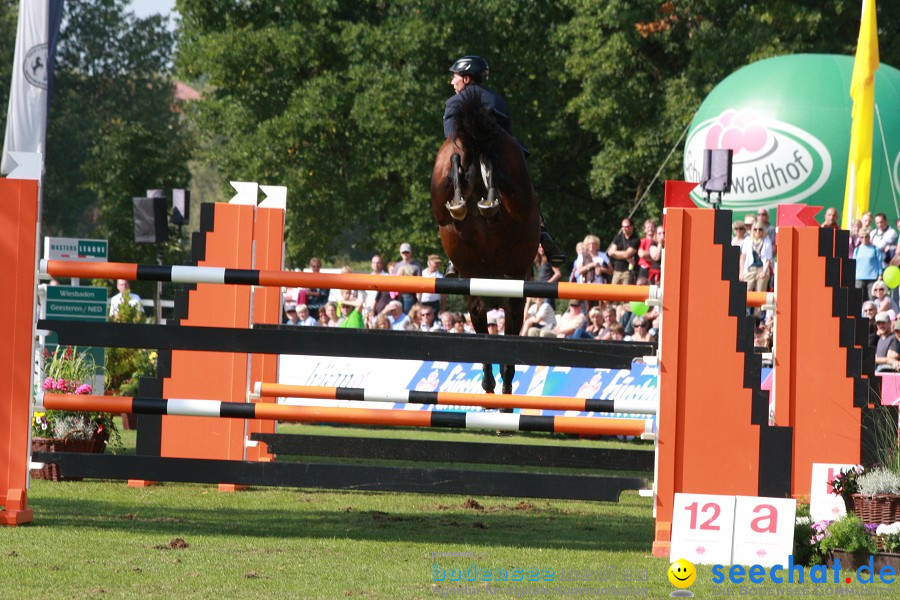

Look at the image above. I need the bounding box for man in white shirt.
[109,279,143,317]
[871,212,898,266]
[419,254,446,314]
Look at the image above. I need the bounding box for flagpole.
[841,0,880,227]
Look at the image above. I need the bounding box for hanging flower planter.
[850,494,900,525]
[30,430,109,482]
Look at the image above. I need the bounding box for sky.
[129,0,177,20]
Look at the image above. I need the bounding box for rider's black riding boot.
[444,261,459,279]
[539,216,567,267]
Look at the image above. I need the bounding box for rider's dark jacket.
[443,84,512,138]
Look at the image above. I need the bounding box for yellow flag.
[842,0,880,227]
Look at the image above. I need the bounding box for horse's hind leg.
[477,157,500,218]
[446,153,467,220]
[500,364,515,396]
[482,363,496,394]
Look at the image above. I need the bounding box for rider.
[442,55,566,276]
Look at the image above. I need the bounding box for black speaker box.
[700,149,733,194]
[133,197,169,243]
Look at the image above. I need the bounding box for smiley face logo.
[667,558,696,589]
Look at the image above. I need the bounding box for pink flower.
[55,379,68,392]
[74,384,92,395]
[42,377,55,391]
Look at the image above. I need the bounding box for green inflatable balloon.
[630,301,649,317]
[884,266,900,289]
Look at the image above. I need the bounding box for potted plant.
[105,289,155,429]
[876,522,900,552]
[874,522,900,571]
[819,514,878,570]
[793,503,827,566]
[850,467,900,524]
[31,345,118,481]
[829,465,864,512]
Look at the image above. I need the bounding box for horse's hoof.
[477,198,500,218]
[445,200,467,220]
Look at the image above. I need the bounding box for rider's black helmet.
[449,55,489,83]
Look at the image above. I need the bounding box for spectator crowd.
[279,209,900,356]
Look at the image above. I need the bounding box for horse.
[430,89,541,394]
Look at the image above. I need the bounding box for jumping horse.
[430,89,541,394]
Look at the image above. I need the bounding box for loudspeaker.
[172,188,190,225]
[700,149,733,194]
[133,197,169,243]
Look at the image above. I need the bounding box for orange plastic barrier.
[0,179,38,525]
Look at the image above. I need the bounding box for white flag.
[1,1,61,175]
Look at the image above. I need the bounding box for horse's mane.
[450,87,502,162]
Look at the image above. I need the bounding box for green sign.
[684,54,900,217]
[44,285,108,372]
[43,237,108,261]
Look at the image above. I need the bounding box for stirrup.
[444,261,460,279]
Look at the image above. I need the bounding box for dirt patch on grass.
[154,538,189,550]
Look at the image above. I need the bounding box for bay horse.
[430,88,540,394]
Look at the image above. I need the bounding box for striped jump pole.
[39,259,769,306]
[40,394,654,437]
[254,382,658,415]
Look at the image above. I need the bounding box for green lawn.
[2,424,894,598]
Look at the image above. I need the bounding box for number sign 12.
[670,493,736,565]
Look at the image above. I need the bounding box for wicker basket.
[30,432,108,482]
[849,493,900,524]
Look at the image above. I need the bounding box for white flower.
[796,516,811,526]
[877,524,889,535]
[888,522,900,535]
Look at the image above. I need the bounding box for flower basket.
[30,430,109,482]
[849,493,900,525]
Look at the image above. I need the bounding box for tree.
[176,0,900,266]
[39,0,191,269]
[176,0,591,265]
[0,0,190,300]
[560,0,900,239]
[0,1,16,126]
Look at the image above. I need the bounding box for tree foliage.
[0,0,192,270]
[0,1,16,122]
[176,0,593,265]
[46,0,192,268]
[560,0,900,229]
[176,0,900,264]
[5,1,895,269]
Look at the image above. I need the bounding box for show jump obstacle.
[0,173,879,561]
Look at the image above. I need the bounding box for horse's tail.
[452,87,502,158]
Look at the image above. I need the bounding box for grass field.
[2,424,895,598]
